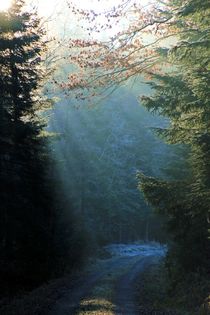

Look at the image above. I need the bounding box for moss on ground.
[77,257,141,315]
[76,271,116,315]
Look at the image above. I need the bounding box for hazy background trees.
[48,83,186,246]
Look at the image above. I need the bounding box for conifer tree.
[139,0,210,275]
[0,0,55,291]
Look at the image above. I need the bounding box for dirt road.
[47,243,166,315]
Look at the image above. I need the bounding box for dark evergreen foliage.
[139,0,210,276]
[0,0,56,294]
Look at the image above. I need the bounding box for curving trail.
[114,256,155,315]
[47,243,166,315]
[47,256,132,315]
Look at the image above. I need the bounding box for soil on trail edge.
[47,242,166,315]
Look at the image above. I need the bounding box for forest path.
[114,255,156,315]
[47,243,166,315]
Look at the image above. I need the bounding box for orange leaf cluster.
[58,0,176,100]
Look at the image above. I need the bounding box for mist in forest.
[0,1,209,313]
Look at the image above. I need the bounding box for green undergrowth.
[76,278,116,315]
[76,266,118,315]
[78,278,115,315]
[137,260,210,315]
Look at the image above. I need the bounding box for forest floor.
[47,242,168,315]
[0,242,207,315]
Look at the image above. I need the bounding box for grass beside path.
[136,259,210,315]
[76,256,141,315]
[76,264,123,315]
